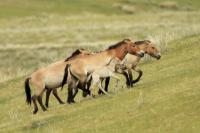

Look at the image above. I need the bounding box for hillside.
[0,0,200,133]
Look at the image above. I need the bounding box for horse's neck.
[108,47,128,61]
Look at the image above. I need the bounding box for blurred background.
[0,0,199,81]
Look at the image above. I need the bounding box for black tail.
[25,77,31,105]
[61,64,70,89]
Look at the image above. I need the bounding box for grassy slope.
[0,0,200,132]
[0,35,199,133]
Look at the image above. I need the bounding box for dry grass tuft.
[159,1,178,9]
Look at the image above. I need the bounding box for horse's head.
[123,38,145,57]
[134,40,161,60]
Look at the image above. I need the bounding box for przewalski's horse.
[99,40,161,94]
[66,39,144,103]
[72,57,126,97]
[45,49,92,108]
[24,49,91,114]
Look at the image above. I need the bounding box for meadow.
[0,0,200,132]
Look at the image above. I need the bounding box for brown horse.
[24,49,91,114]
[65,39,144,103]
[71,57,126,97]
[45,49,92,108]
[99,40,161,94]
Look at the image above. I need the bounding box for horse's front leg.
[70,80,80,103]
[98,77,111,95]
[127,69,133,87]
[67,82,74,104]
[131,67,143,85]
[121,70,131,88]
[97,79,110,96]
[52,89,64,104]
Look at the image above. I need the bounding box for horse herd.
[24,38,161,114]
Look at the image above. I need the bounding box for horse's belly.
[45,74,63,89]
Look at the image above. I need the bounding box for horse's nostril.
[140,52,144,57]
[157,55,161,60]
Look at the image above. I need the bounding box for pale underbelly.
[44,74,63,89]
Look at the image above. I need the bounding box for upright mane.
[64,49,83,62]
[107,39,130,50]
[134,40,151,45]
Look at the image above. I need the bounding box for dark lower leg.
[132,70,143,84]
[37,96,47,111]
[98,77,110,94]
[71,88,78,103]
[128,69,133,87]
[67,88,73,104]
[122,71,131,88]
[32,95,38,114]
[52,89,64,104]
[82,77,92,97]
[45,89,52,108]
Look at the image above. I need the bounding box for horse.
[99,40,161,94]
[71,57,126,98]
[65,38,144,103]
[24,49,91,114]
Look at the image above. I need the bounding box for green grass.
[0,0,200,132]
[0,0,200,17]
[0,35,200,133]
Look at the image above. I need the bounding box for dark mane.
[107,39,128,50]
[134,40,151,45]
[64,49,83,62]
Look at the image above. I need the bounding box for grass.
[0,0,200,132]
[0,35,200,133]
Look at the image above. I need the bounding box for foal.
[72,57,126,97]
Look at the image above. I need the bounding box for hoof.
[127,85,131,88]
[33,109,38,114]
[92,94,96,98]
[67,100,75,104]
[45,104,49,108]
[71,100,76,103]
[42,108,47,112]
[60,101,65,104]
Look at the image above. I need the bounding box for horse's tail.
[24,77,31,106]
[61,64,70,89]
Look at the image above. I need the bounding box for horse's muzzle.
[137,51,144,57]
[156,54,161,60]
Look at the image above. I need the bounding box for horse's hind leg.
[45,89,52,108]
[52,89,64,104]
[37,91,47,112]
[67,83,74,104]
[32,95,38,114]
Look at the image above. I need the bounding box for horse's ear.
[144,40,151,43]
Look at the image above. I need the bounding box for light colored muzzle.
[137,50,145,57]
